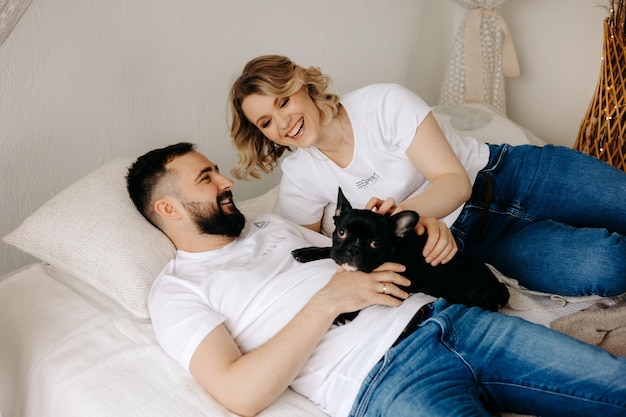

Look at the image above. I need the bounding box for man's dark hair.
[126,142,196,227]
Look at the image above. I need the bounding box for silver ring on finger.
[382,284,388,295]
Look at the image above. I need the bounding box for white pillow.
[3,157,176,319]
[3,157,285,319]
[432,102,546,146]
[236,185,281,219]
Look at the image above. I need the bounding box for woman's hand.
[416,216,457,266]
[365,197,457,266]
[365,196,403,215]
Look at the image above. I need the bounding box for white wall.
[500,0,608,147]
[0,0,457,276]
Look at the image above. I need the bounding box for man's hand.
[317,263,411,318]
[188,263,410,417]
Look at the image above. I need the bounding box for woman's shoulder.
[343,83,418,99]
[342,83,426,112]
[280,150,331,194]
[281,148,320,173]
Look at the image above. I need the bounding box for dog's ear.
[389,211,419,238]
[334,187,352,217]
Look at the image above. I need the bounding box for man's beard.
[182,191,246,238]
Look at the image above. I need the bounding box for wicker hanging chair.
[574,0,626,171]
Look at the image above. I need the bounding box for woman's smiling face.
[241,87,322,148]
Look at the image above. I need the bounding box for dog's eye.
[336,228,346,239]
[370,240,381,249]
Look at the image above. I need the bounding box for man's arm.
[189,264,410,417]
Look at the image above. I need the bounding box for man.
[127,142,626,417]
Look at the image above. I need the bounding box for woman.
[229,54,626,297]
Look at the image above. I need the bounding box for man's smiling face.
[168,151,245,237]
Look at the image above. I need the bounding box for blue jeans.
[349,300,626,417]
[452,144,626,296]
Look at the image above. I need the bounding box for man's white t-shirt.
[149,214,435,417]
[279,83,490,227]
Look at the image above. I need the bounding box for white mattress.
[0,263,326,417]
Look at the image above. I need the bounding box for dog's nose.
[347,245,360,256]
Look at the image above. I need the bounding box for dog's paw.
[291,248,310,263]
[291,246,331,263]
[334,311,359,326]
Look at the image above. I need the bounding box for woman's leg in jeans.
[457,144,626,295]
[484,219,626,295]
[349,301,626,417]
[485,144,626,233]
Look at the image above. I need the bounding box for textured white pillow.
[432,102,546,146]
[4,157,286,319]
[3,157,176,319]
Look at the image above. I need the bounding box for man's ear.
[154,197,183,221]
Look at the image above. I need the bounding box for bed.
[0,103,608,417]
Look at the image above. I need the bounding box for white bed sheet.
[0,263,325,417]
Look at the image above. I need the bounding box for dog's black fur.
[292,188,509,323]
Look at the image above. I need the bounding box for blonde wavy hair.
[229,55,340,180]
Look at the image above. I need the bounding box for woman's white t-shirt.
[279,83,490,227]
[149,214,435,417]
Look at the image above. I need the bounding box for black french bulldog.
[292,188,509,323]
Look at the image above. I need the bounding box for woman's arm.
[401,112,472,217]
[366,112,470,266]
[189,264,410,417]
[402,112,470,265]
